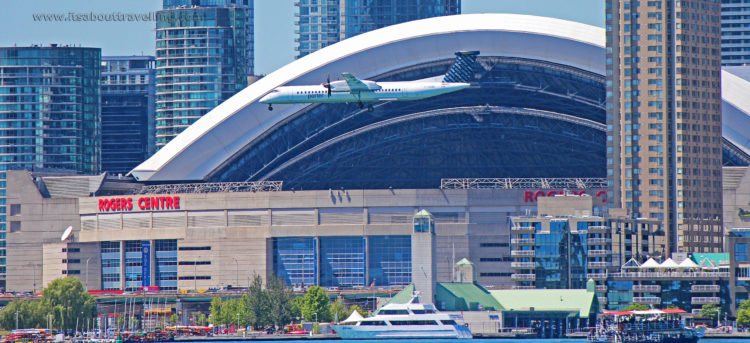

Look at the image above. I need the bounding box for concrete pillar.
[411,210,436,304]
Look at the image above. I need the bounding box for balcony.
[511,238,535,245]
[691,297,721,305]
[587,225,609,233]
[511,226,535,234]
[587,238,612,245]
[511,250,535,257]
[598,296,608,304]
[589,250,610,257]
[589,261,611,268]
[512,285,536,289]
[596,285,608,292]
[588,273,608,280]
[691,285,720,293]
[511,262,536,269]
[633,296,661,304]
[633,285,661,293]
[511,273,536,281]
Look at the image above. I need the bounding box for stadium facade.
[6,15,750,309]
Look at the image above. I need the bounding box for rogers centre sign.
[98,196,181,212]
[524,190,607,203]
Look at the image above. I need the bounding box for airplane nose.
[259,93,273,103]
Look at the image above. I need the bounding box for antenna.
[61,226,73,241]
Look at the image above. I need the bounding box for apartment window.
[9,204,20,216]
[9,221,20,232]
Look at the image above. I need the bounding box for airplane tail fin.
[443,51,479,83]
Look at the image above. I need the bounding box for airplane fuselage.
[259,81,469,105]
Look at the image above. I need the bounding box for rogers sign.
[98,196,181,212]
[524,190,607,203]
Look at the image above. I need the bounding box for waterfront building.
[101,56,156,174]
[727,228,750,313]
[0,45,101,288]
[606,0,725,253]
[722,0,750,66]
[155,0,252,148]
[295,0,460,58]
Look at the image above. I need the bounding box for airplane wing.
[341,73,371,91]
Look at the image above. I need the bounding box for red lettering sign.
[523,190,606,203]
[99,196,181,212]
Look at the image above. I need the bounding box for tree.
[737,309,750,328]
[739,299,750,311]
[347,304,367,317]
[300,286,331,322]
[41,277,97,330]
[0,299,45,330]
[246,275,268,329]
[700,304,720,324]
[622,304,649,311]
[192,312,207,326]
[329,298,347,323]
[266,274,294,329]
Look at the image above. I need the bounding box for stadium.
[7,14,750,296]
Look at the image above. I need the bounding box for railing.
[589,261,611,268]
[598,296,608,304]
[587,238,612,244]
[691,285,720,292]
[510,238,535,244]
[511,262,536,268]
[511,250,535,257]
[589,250,610,257]
[691,297,721,305]
[511,273,536,281]
[611,271,730,278]
[588,273,608,279]
[632,284,661,292]
[512,285,536,289]
[596,285,608,292]
[440,177,607,190]
[511,226,535,232]
[633,296,661,304]
[133,181,283,194]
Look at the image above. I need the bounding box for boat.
[332,293,472,339]
[587,309,705,343]
[2,329,55,343]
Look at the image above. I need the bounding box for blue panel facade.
[273,237,317,286]
[319,237,366,287]
[155,239,177,290]
[368,235,411,286]
[101,241,121,290]
[124,241,143,291]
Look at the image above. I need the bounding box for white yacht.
[332,294,472,339]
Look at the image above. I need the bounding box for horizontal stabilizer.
[443,50,479,83]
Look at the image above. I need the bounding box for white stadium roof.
[130,13,606,182]
[131,13,750,182]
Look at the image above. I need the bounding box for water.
[173,339,747,343]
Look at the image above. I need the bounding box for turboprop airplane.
[259,51,479,111]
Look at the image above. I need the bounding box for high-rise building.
[295,0,460,58]
[101,56,156,174]
[606,0,724,254]
[155,0,253,149]
[0,45,101,287]
[721,0,750,66]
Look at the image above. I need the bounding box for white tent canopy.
[678,258,699,269]
[640,258,660,268]
[342,310,365,323]
[658,258,679,268]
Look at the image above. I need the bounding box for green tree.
[300,286,331,322]
[347,304,367,317]
[737,309,750,328]
[246,275,268,329]
[290,296,303,321]
[700,304,720,324]
[168,315,178,326]
[622,304,649,311]
[329,298,347,323]
[266,274,294,329]
[40,277,97,330]
[192,312,207,326]
[739,299,750,311]
[0,299,46,330]
[209,297,224,325]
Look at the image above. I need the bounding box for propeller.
[323,74,332,97]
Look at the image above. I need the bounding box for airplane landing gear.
[367,104,374,112]
[357,102,364,109]
[267,104,273,111]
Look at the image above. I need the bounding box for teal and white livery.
[332,293,472,339]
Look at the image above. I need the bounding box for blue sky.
[0,0,604,74]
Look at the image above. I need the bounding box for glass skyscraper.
[721,0,750,66]
[155,0,253,149]
[0,46,101,287]
[101,56,156,174]
[295,0,460,58]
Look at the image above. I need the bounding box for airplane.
[259,51,479,111]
